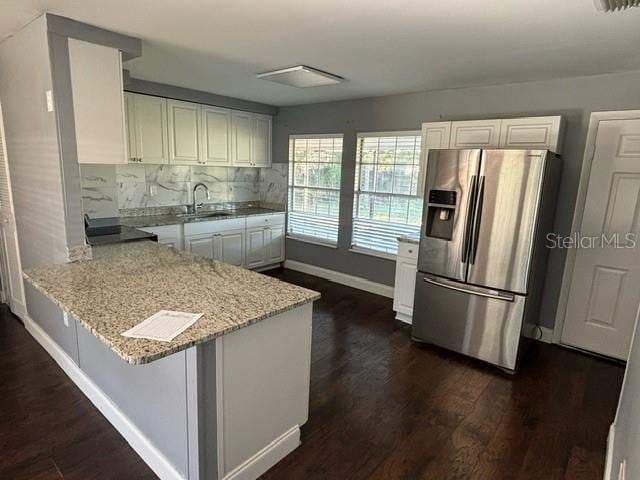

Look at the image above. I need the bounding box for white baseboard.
[395,312,412,325]
[284,260,394,299]
[23,316,185,480]
[224,425,300,480]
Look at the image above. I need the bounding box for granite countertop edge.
[121,207,286,229]
[23,271,320,365]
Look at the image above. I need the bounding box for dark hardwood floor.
[0,269,625,479]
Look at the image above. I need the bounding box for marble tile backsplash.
[80,163,288,218]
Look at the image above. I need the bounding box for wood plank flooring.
[0,268,625,479]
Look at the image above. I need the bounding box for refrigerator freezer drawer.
[411,273,526,371]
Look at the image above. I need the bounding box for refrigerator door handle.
[470,175,485,264]
[423,276,515,302]
[461,175,477,263]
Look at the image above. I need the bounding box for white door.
[167,100,201,164]
[265,225,284,264]
[185,235,215,259]
[562,118,640,359]
[134,94,169,164]
[215,230,244,267]
[231,112,253,166]
[245,227,266,268]
[252,115,272,167]
[201,106,231,165]
[0,105,26,319]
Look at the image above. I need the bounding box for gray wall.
[274,70,640,329]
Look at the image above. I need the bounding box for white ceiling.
[2,0,640,106]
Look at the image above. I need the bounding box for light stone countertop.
[23,241,320,365]
[120,206,285,228]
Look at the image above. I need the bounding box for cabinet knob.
[408,249,413,253]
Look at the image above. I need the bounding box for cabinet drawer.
[184,217,246,236]
[398,241,418,260]
[246,213,285,228]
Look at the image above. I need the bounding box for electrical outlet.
[63,312,69,327]
[619,459,626,480]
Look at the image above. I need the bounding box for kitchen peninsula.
[23,241,319,480]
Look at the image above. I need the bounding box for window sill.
[287,235,338,249]
[348,247,397,261]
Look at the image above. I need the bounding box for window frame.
[286,133,344,247]
[351,130,423,257]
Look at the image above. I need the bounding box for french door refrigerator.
[412,149,560,372]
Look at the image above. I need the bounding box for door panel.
[265,225,285,264]
[186,236,214,259]
[202,106,231,165]
[466,150,546,294]
[217,230,244,267]
[417,149,481,282]
[450,120,501,148]
[252,115,271,167]
[135,94,169,164]
[167,100,200,164]
[232,112,253,166]
[562,118,640,359]
[412,273,525,371]
[245,228,266,268]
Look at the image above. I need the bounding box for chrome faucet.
[192,183,209,214]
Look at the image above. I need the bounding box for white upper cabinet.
[201,106,232,165]
[499,116,565,153]
[68,39,127,164]
[126,93,169,164]
[417,122,451,196]
[231,111,254,166]
[167,100,201,164]
[252,114,272,167]
[450,119,502,148]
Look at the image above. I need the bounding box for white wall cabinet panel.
[450,120,502,148]
[68,39,127,164]
[124,93,138,162]
[167,100,201,164]
[418,121,451,196]
[231,111,253,166]
[201,106,231,165]
[132,94,169,164]
[499,116,565,153]
[252,114,272,167]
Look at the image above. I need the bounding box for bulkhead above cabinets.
[124,92,272,168]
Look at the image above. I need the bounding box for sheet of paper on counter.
[122,310,204,342]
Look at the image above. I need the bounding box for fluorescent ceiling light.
[257,65,343,88]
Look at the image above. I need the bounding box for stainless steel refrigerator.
[411,149,560,372]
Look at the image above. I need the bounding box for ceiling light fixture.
[594,0,640,12]
[257,65,343,88]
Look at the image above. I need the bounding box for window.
[352,132,423,256]
[287,135,343,245]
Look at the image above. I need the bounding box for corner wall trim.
[604,423,615,480]
[23,317,185,480]
[284,260,394,298]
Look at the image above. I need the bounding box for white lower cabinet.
[180,213,284,269]
[393,241,419,324]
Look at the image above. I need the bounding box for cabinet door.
[393,256,417,318]
[450,120,502,148]
[245,227,266,268]
[265,225,285,264]
[252,115,272,167]
[124,93,138,161]
[417,121,451,196]
[68,38,127,164]
[134,94,169,164]
[215,230,245,267]
[201,106,231,165]
[167,100,201,164]
[499,116,564,153]
[185,235,215,259]
[231,111,253,166]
